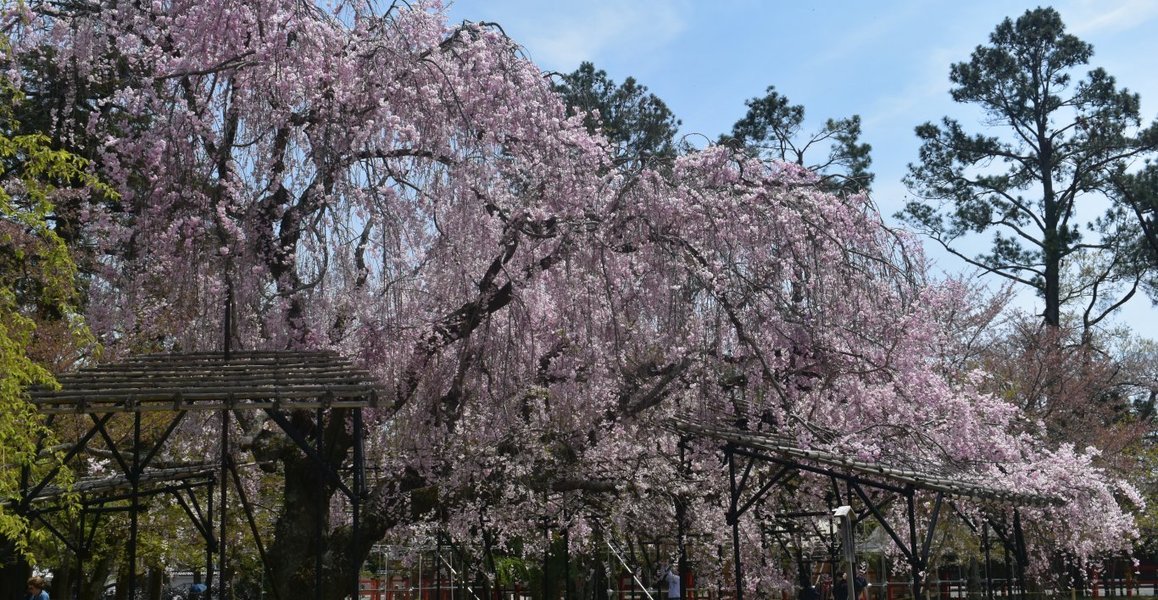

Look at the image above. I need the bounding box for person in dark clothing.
[799,566,820,600]
[833,571,867,600]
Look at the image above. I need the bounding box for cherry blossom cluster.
[9,0,1141,589]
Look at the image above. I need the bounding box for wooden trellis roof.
[29,350,385,414]
[670,417,1061,507]
[17,464,217,507]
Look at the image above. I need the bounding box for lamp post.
[834,506,857,600]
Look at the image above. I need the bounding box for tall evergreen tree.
[552,62,681,167]
[899,7,1158,329]
[722,86,873,195]
[1111,162,1158,300]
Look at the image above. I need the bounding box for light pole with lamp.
[834,506,858,600]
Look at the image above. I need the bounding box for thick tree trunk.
[966,557,982,600]
[263,469,415,600]
[1040,127,1062,329]
[50,560,72,600]
[1043,237,1061,328]
[263,408,349,600]
[259,408,418,600]
[115,560,133,600]
[78,553,114,600]
[147,566,164,600]
[0,540,32,600]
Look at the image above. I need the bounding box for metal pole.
[76,510,85,600]
[907,492,921,600]
[224,288,233,360]
[835,507,856,600]
[1004,542,1011,598]
[728,446,744,600]
[542,494,549,600]
[316,407,325,600]
[129,409,141,599]
[383,546,390,600]
[221,402,231,600]
[354,407,364,600]
[207,479,216,600]
[563,523,572,600]
[677,438,688,600]
[605,540,655,600]
[220,292,232,600]
[1013,511,1028,600]
[983,523,993,600]
[881,550,887,600]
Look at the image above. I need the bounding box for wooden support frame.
[681,417,1056,600]
[19,350,385,600]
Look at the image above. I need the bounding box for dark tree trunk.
[259,408,420,600]
[1039,126,1062,329]
[0,540,32,600]
[966,557,982,600]
[1043,232,1062,328]
[147,566,164,600]
[78,553,114,600]
[593,558,610,600]
[52,559,74,600]
[263,408,349,600]
[115,560,132,600]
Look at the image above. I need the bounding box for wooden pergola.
[669,417,1060,600]
[19,350,1064,600]
[31,350,383,413]
[20,350,385,600]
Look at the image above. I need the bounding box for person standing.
[656,562,681,600]
[834,572,849,600]
[834,571,868,600]
[26,575,49,600]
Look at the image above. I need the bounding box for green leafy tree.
[0,114,77,555]
[899,7,1158,329]
[0,38,108,560]
[553,62,681,168]
[721,86,873,195]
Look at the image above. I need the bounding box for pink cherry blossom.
[10,0,1140,595]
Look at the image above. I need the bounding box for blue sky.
[446,0,1158,339]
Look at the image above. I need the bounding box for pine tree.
[899,7,1158,328]
[722,86,873,195]
[553,62,681,168]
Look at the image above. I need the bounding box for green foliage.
[1131,440,1158,554]
[493,555,533,587]
[721,85,873,195]
[899,7,1158,328]
[1111,161,1158,301]
[553,62,681,167]
[0,33,111,559]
